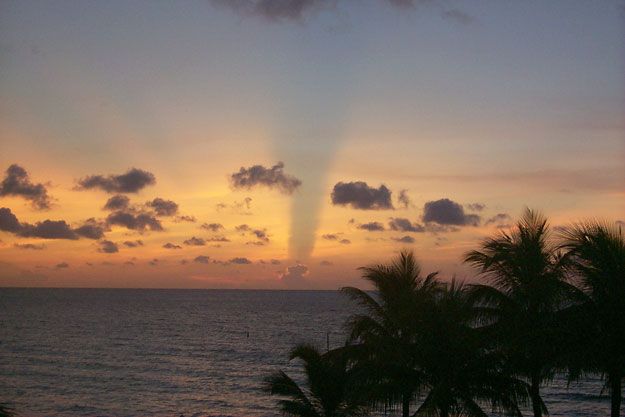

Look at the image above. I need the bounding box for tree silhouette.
[341,251,439,417]
[464,209,570,417]
[559,221,625,417]
[263,344,365,417]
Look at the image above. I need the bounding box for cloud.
[106,211,163,232]
[280,263,309,284]
[442,8,474,25]
[485,213,512,227]
[98,240,119,253]
[236,224,270,244]
[149,259,159,266]
[397,189,412,209]
[20,220,78,240]
[388,217,425,233]
[201,223,224,232]
[1,207,107,239]
[320,260,333,266]
[193,255,210,264]
[391,235,416,243]
[146,198,178,216]
[466,203,486,212]
[321,233,351,244]
[216,197,253,215]
[76,168,156,193]
[184,236,206,246]
[0,207,23,233]
[358,221,385,232]
[123,240,144,248]
[55,262,69,269]
[103,195,130,211]
[163,242,182,249]
[207,236,231,242]
[229,257,252,265]
[210,0,331,21]
[175,215,196,223]
[14,243,45,250]
[422,198,481,226]
[230,162,301,195]
[331,182,393,210]
[0,164,52,210]
[74,219,107,239]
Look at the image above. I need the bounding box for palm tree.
[263,343,365,417]
[340,250,440,417]
[463,208,570,417]
[559,221,625,417]
[414,280,529,417]
[0,404,15,417]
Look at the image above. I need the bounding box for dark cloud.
[339,238,351,244]
[14,243,45,250]
[358,221,385,232]
[146,198,178,216]
[98,240,119,254]
[0,164,52,210]
[236,224,270,244]
[391,235,416,243]
[55,262,69,269]
[106,211,163,232]
[466,203,486,212]
[149,259,159,266]
[1,207,105,240]
[388,217,425,233]
[0,207,23,232]
[331,182,393,210]
[123,240,143,248]
[76,168,156,193]
[485,213,512,227]
[20,220,78,240]
[320,260,333,266]
[103,195,130,211]
[422,198,481,226]
[322,233,340,241]
[280,263,309,284]
[442,8,474,25]
[163,242,182,249]
[270,259,281,265]
[184,236,206,246]
[124,261,135,266]
[229,257,252,265]
[194,255,210,264]
[207,236,231,242]
[210,0,329,21]
[201,223,224,232]
[397,190,412,209]
[74,219,107,240]
[175,215,197,223]
[230,162,301,195]
[216,197,253,215]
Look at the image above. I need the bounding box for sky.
[0,0,624,289]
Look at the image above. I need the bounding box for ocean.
[0,289,614,416]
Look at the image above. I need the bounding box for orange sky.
[1,0,624,288]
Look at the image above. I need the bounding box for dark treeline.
[264,209,625,417]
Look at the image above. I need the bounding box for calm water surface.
[0,289,614,416]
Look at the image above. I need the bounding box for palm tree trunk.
[402,393,410,417]
[610,371,621,417]
[530,372,543,417]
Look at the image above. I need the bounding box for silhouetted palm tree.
[464,209,570,417]
[341,250,440,417]
[414,280,529,417]
[559,221,625,417]
[263,344,366,417]
[0,403,15,417]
